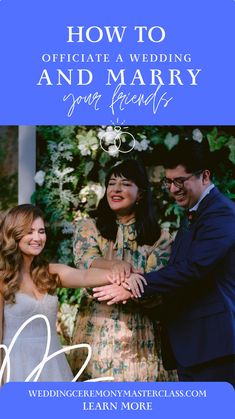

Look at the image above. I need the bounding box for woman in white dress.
[0,204,143,383]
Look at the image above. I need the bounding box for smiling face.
[106,175,140,217]
[165,165,210,209]
[18,217,46,258]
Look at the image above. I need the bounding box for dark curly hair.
[95,160,160,245]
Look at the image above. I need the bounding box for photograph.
[1,125,235,385]
[0,0,235,417]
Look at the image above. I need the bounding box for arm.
[49,263,114,288]
[73,218,103,269]
[91,258,132,283]
[73,218,131,283]
[104,229,172,302]
[93,272,147,303]
[93,209,235,303]
[93,283,133,305]
[92,227,172,304]
[143,209,235,297]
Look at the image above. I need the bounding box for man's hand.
[122,273,147,297]
[93,283,133,305]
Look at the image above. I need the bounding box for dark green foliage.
[34,126,235,303]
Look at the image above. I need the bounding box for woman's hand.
[109,261,132,285]
[122,273,147,297]
[93,283,132,305]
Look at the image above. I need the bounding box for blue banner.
[0,0,234,124]
[0,1,235,417]
[1,382,235,419]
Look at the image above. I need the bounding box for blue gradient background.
[0,0,234,124]
[0,382,235,419]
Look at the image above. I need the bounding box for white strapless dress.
[2,292,74,382]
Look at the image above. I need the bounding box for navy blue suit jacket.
[144,187,235,369]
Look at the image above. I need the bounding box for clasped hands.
[93,261,147,305]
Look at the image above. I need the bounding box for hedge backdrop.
[32,125,235,304]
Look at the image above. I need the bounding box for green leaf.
[99,152,111,167]
[84,161,94,177]
[209,135,228,151]
[149,134,164,145]
[207,128,229,151]
[227,137,235,164]
[164,133,179,150]
[207,127,218,150]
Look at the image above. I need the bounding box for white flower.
[91,184,105,201]
[78,144,91,156]
[192,129,203,143]
[130,140,140,151]
[105,132,116,144]
[129,138,150,152]
[97,130,105,140]
[91,143,99,151]
[108,145,119,157]
[79,183,105,208]
[78,144,85,151]
[98,126,116,145]
[140,139,150,151]
[34,170,45,186]
[82,149,91,156]
[134,140,142,151]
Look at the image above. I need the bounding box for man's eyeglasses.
[161,170,203,190]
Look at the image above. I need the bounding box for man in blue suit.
[141,139,235,384]
[94,139,235,385]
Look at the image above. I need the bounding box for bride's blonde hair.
[0,204,60,304]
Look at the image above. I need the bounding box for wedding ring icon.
[100,126,136,154]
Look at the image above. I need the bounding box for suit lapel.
[169,187,220,264]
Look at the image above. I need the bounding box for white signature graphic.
[0,314,113,383]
